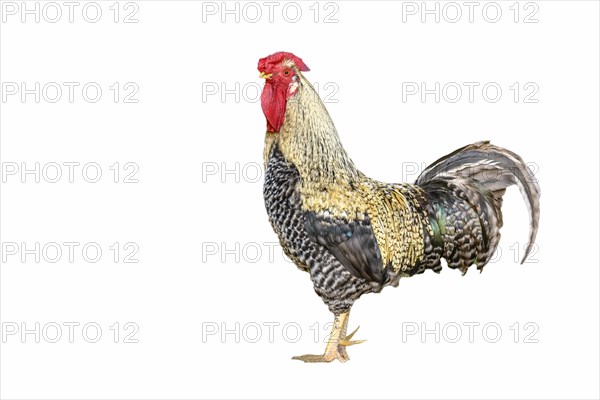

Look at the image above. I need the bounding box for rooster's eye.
[284,70,290,75]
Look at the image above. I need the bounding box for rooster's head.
[258,51,310,133]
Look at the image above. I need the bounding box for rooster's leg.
[292,311,365,363]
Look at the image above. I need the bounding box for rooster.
[259,51,540,363]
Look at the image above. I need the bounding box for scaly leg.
[292,311,365,363]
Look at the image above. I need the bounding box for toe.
[292,354,335,363]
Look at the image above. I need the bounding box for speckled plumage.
[260,54,541,324]
[264,145,375,313]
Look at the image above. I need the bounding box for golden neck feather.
[269,74,360,188]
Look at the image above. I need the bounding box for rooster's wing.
[304,212,386,284]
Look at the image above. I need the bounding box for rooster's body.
[259,52,540,362]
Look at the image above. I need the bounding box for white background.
[1,1,599,399]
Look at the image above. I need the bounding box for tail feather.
[416,141,540,270]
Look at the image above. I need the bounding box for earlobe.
[287,82,300,99]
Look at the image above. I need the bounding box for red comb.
[258,52,310,72]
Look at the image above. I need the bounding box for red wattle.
[261,81,287,132]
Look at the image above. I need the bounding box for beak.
[259,72,273,79]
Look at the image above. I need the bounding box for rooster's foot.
[292,312,365,363]
[292,351,348,363]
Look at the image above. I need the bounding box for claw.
[338,338,366,347]
[345,326,360,340]
[338,325,365,346]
